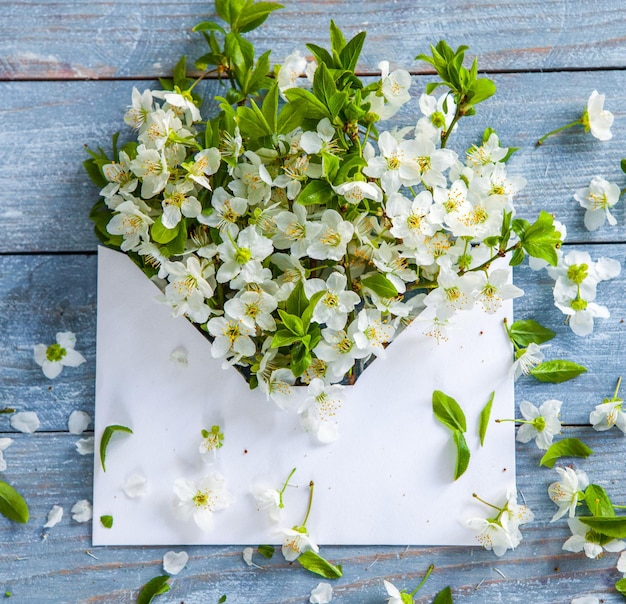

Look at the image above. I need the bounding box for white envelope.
[93,246,515,546]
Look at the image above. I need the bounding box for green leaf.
[432,586,454,604]
[539,438,593,468]
[151,218,180,244]
[508,319,556,347]
[361,274,398,299]
[584,484,616,517]
[100,515,114,529]
[261,82,279,132]
[137,575,170,604]
[530,360,587,383]
[453,430,470,480]
[297,551,343,579]
[621,158,626,174]
[286,280,309,317]
[478,391,495,446]
[218,596,228,604]
[312,62,337,108]
[100,424,133,472]
[192,20,226,34]
[297,180,333,206]
[578,516,626,539]
[339,31,367,72]
[278,310,305,336]
[0,480,29,524]
[616,577,626,596]
[278,101,308,135]
[301,290,326,330]
[432,390,467,432]
[329,20,347,54]
[236,2,284,33]
[271,329,302,349]
[512,211,562,267]
[467,77,496,105]
[283,88,332,120]
[306,43,336,69]
[257,545,275,559]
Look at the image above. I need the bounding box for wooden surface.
[1,1,626,602]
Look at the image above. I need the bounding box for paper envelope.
[93,246,515,546]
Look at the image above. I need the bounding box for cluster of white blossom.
[96,57,529,415]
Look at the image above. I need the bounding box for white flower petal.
[68,410,92,435]
[75,437,95,455]
[10,411,40,434]
[71,499,93,523]
[170,346,188,367]
[123,473,148,498]
[163,550,189,575]
[44,505,64,528]
[310,582,333,603]
[617,550,626,573]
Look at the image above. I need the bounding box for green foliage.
[539,438,593,468]
[507,319,556,348]
[100,515,114,528]
[432,391,470,480]
[432,586,454,604]
[257,545,275,559]
[361,274,398,298]
[530,360,587,383]
[297,550,343,579]
[100,424,133,472]
[478,391,495,446]
[416,40,495,120]
[0,480,29,524]
[616,577,626,596]
[511,211,563,267]
[584,484,615,517]
[579,515,626,539]
[137,575,171,604]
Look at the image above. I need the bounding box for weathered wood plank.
[0,429,624,602]
[2,0,626,80]
[0,71,625,253]
[1,246,624,430]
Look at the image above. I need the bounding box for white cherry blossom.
[173,473,233,531]
[304,272,360,330]
[280,527,319,561]
[516,399,562,450]
[590,399,626,433]
[34,331,86,379]
[574,176,621,231]
[548,467,589,521]
[563,517,625,559]
[307,209,355,261]
[584,90,613,141]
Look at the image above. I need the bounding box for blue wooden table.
[1,1,626,602]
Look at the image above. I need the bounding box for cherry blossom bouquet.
[85,1,562,411]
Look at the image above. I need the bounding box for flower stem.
[441,110,462,149]
[472,493,502,513]
[612,376,622,400]
[278,467,297,509]
[536,119,582,146]
[409,564,435,596]
[301,481,315,528]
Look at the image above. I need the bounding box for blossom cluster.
[89,53,533,420]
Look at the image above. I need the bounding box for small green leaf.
[508,319,556,347]
[271,329,302,349]
[297,551,343,579]
[578,516,626,539]
[512,211,562,267]
[278,310,305,336]
[151,218,180,244]
[361,274,398,299]
[100,424,133,472]
[432,390,467,432]
[616,577,626,596]
[257,545,275,559]
[218,596,228,604]
[530,360,587,383]
[478,391,495,446]
[539,438,593,468]
[584,484,616,517]
[620,158,626,174]
[339,31,367,72]
[137,575,170,604]
[0,480,29,524]
[100,515,114,529]
[453,430,470,480]
[192,20,226,34]
[433,586,454,604]
[297,180,333,206]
